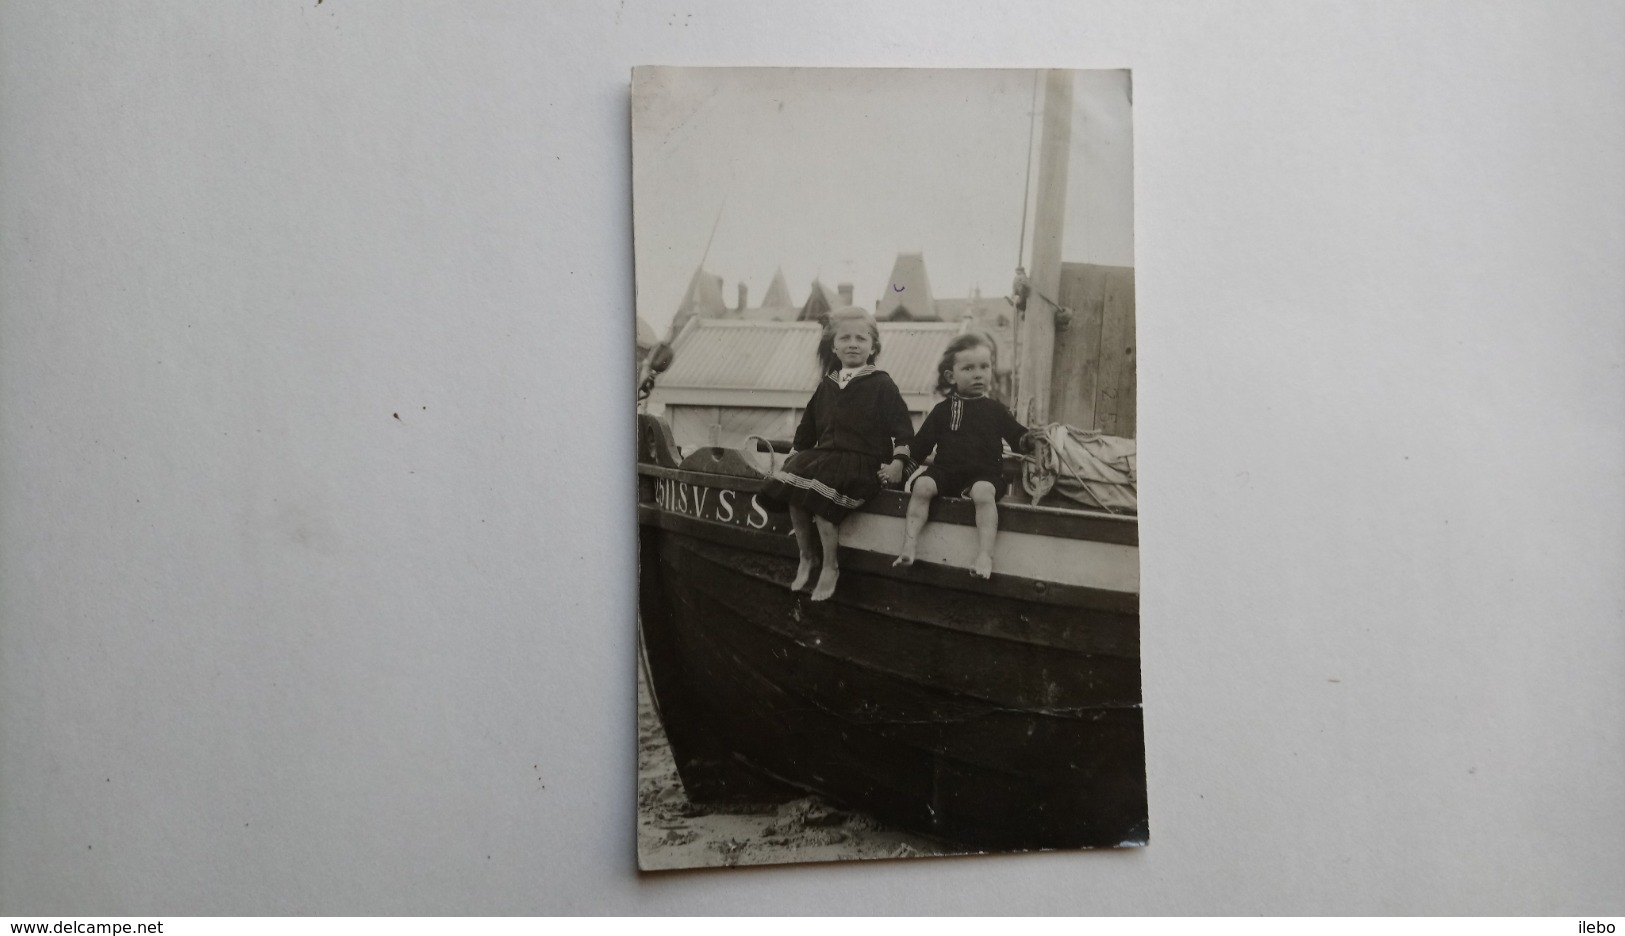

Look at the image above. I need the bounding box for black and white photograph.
[633,67,1143,869]
[6,1,1621,918]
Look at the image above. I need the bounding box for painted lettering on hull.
[652,479,793,536]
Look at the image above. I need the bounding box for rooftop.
[654,318,964,403]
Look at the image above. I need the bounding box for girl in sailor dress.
[760,306,914,601]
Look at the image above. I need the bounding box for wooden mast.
[1014,69,1073,426]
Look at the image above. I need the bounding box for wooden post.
[1093,268,1136,437]
[1051,262,1136,436]
[1050,262,1102,430]
[1015,69,1073,427]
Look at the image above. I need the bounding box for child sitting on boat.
[895,331,1029,579]
[760,307,915,601]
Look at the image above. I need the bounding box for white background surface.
[2,0,1621,916]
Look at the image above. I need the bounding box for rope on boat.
[1015,71,1040,271]
[1021,424,1137,515]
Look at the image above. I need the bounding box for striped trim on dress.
[770,470,866,509]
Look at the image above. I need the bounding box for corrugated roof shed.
[651,319,962,411]
[874,322,961,398]
[738,304,799,322]
[663,321,823,393]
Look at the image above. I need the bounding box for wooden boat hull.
[637,440,1148,850]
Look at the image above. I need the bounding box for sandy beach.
[637,664,957,871]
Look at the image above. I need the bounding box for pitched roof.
[736,278,845,323]
[799,279,842,322]
[651,319,962,409]
[732,268,802,321]
[876,252,936,321]
[669,267,727,334]
[760,269,792,308]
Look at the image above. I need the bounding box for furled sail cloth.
[1022,424,1137,514]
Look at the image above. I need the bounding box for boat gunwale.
[640,505,1139,614]
[638,463,1139,546]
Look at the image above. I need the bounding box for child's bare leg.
[788,505,818,590]
[894,475,937,567]
[810,515,842,601]
[969,481,999,579]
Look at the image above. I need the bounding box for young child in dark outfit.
[894,331,1028,579]
[760,307,914,601]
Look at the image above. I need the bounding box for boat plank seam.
[668,539,1143,716]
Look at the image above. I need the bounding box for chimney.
[737,282,748,312]
[838,283,854,307]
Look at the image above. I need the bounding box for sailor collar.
[826,364,878,387]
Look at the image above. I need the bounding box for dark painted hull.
[637,463,1148,850]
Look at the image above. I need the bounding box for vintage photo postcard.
[632,67,1141,870]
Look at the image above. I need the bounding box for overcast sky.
[631,67,1133,337]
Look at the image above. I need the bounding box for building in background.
[876,252,1017,404]
[643,251,1023,453]
[647,318,963,453]
[735,272,852,324]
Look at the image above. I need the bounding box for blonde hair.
[817,306,882,373]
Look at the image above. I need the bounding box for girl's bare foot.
[893,537,917,567]
[971,553,994,579]
[790,557,815,591]
[810,566,840,601]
